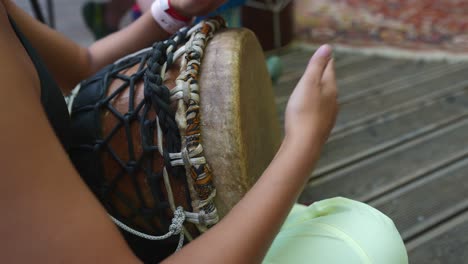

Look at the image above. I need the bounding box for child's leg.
[263,197,408,264]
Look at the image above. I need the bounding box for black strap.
[8,16,72,151]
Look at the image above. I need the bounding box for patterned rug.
[294,0,468,59]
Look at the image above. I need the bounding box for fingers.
[322,58,337,97]
[301,44,333,85]
[322,58,339,127]
[322,58,335,84]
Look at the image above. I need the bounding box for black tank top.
[9,17,72,151]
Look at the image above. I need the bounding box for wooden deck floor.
[273,47,468,263]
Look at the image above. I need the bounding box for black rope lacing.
[71,29,192,236]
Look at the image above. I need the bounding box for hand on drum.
[284,44,338,148]
[170,0,228,17]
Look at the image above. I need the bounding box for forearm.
[164,136,322,263]
[87,12,171,78]
[4,0,170,93]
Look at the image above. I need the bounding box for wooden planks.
[407,210,468,264]
[299,117,468,203]
[371,156,468,240]
[334,65,468,134]
[314,88,468,176]
[339,62,458,103]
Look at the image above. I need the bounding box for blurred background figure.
[81,0,150,39]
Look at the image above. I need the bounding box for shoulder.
[0,4,40,96]
[0,0,7,21]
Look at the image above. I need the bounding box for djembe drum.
[68,18,280,262]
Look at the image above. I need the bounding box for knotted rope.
[169,18,225,231]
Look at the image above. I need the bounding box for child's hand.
[284,44,338,148]
[170,0,227,17]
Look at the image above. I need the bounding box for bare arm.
[164,45,338,263]
[0,6,141,263]
[2,0,170,93]
[2,0,225,94]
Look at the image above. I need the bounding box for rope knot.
[169,206,186,235]
[198,210,206,226]
[181,147,191,166]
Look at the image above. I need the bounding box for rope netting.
[67,17,226,251]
